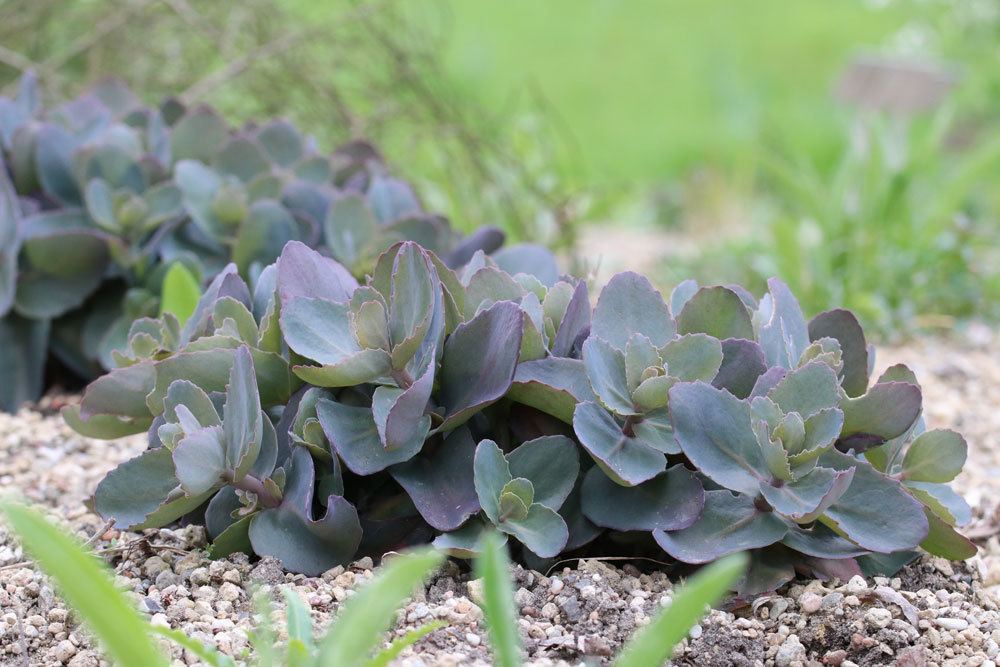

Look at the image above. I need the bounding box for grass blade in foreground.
[366,620,446,667]
[474,531,522,667]
[0,502,168,667]
[149,625,235,667]
[612,552,748,667]
[315,548,444,667]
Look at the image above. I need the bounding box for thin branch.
[0,44,37,73]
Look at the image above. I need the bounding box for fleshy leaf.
[500,504,568,559]
[223,346,263,480]
[438,301,523,430]
[277,241,357,307]
[901,429,966,483]
[581,464,704,531]
[573,401,665,486]
[676,286,753,340]
[669,381,765,495]
[919,508,977,560]
[756,278,809,370]
[583,336,637,416]
[819,449,929,553]
[808,309,869,398]
[591,272,674,350]
[316,399,424,475]
[660,333,724,382]
[390,428,480,531]
[507,436,579,510]
[839,382,922,453]
[654,490,788,564]
[94,447,212,530]
[248,448,362,576]
[508,358,597,423]
[758,466,855,522]
[473,439,512,524]
[767,361,842,419]
[550,280,590,357]
[173,425,226,495]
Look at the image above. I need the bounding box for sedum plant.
[0,72,537,411]
[68,239,974,595]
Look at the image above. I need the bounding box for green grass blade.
[611,552,748,667]
[365,620,445,667]
[0,502,169,667]
[283,589,315,667]
[249,587,278,667]
[149,625,236,667]
[474,531,522,667]
[315,549,444,667]
[159,262,202,325]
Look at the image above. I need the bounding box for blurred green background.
[3,0,1000,337]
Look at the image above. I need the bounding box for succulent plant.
[67,239,974,591]
[0,72,535,411]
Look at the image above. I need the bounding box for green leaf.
[149,625,236,667]
[171,107,229,164]
[756,278,809,370]
[839,382,922,452]
[573,401,666,487]
[325,194,377,272]
[767,361,842,419]
[757,466,855,522]
[660,333,724,382]
[233,200,298,274]
[583,336,637,416]
[317,399,425,475]
[439,301,523,430]
[474,532,523,667]
[160,263,202,326]
[474,439,513,523]
[669,381,765,495]
[315,548,444,667]
[0,502,168,667]
[283,589,316,655]
[901,429,967,483]
[654,490,788,563]
[591,272,675,350]
[676,286,753,340]
[808,309,869,398]
[173,425,226,495]
[0,315,50,412]
[366,621,445,667]
[612,553,747,667]
[819,449,929,553]
[508,357,597,423]
[507,436,579,511]
[581,464,704,532]
[222,346,263,479]
[919,508,977,560]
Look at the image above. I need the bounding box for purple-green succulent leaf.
[781,523,869,559]
[573,401,666,487]
[437,301,522,431]
[281,297,361,364]
[173,425,227,495]
[919,508,977,560]
[163,380,221,428]
[766,361,843,419]
[390,427,480,531]
[550,279,590,357]
[591,272,675,350]
[292,349,393,388]
[808,309,869,398]
[624,333,660,393]
[248,448,362,576]
[508,357,596,423]
[373,353,435,451]
[676,286,754,340]
[758,466,855,523]
[654,490,788,564]
[669,381,766,495]
[433,519,506,559]
[818,449,929,553]
[712,338,767,399]
[900,429,966,483]
[668,279,699,316]
[94,447,213,531]
[756,278,810,370]
[223,346,263,480]
[506,435,580,510]
[276,241,357,307]
[583,336,638,416]
[473,439,512,524]
[659,333,724,383]
[838,381,922,453]
[316,399,425,475]
[499,503,569,559]
[581,464,704,532]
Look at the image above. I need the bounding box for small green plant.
[0,72,541,411]
[0,501,445,667]
[67,240,973,595]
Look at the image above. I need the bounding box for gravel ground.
[3,330,1000,666]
